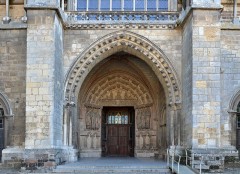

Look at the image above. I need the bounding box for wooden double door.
[102,107,134,157]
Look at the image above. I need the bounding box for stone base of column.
[1,146,78,169]
[190,147,239,173]
[80,149,101,158]
[134,149,158,158]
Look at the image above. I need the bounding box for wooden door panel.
[106,125,130,156]
[103,107,134,156]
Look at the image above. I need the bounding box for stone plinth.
[80,149,101,158]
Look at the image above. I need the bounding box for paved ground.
[0,157,240,173]
[57,157,167,168]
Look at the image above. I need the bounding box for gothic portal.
[76,54,167,157]
[0,0,240,172]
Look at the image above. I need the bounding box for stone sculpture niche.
[137,107,151,130]
[85,106,101,130]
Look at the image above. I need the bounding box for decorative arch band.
[65,31,181,104]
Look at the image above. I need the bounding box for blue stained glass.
[135,0,144,11]
[89,0,98,11]
[125,116,128,124]
[108,116,112,124]
[121,116,125,124]
[159,0,168,11]
[124,0,133,11]
[118,116,121,124]
[115,116,118,124]
[77,0,87,11]
[147,0,156,11]
[101,0,110,11]
[112,0,121,10]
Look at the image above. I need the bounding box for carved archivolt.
[65,31,181,104]
[84,73,153,106]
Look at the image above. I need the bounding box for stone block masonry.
[25,10,64,149]
[0,29,26,147]
[191,9,221,149]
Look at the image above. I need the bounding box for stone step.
[52,165,170,173]
[194,164,210,170]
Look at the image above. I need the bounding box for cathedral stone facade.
[0,0,240,170]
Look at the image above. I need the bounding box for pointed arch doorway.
[64,31,182,158]
[77,53,167,158]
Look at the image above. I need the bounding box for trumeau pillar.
[25,1,64,149]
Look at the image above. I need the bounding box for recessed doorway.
[102,107,135,157]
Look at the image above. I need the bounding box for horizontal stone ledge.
[0,22,27,29]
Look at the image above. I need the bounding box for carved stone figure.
[93,134,97,149]
[139,134,143,149]
[86,107,100,130]
[137,107,151,129]
[145,134,150,149]
[87,134,92,149]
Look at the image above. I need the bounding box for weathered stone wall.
[0,5,24,22]
[220,29,240,148]
[53,14,64,147]
[0,29,26,147]
[221,1,240,22]
[182,13,193,147]
[25,10,63,149]
[191,9,221,148]
[27,0,60,6]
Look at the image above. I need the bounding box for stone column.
[175,103,181,146]
[168,105,175,146]
[25,0,64,152]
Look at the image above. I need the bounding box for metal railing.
[167,148,208,174]
[65,11,179,24]
[185,149,204,174]
[167,148,182,174]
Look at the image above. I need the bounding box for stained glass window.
[112,0,121,11]
[147,0,156,11]
[77,0,168,11]
[107,112,129,124]
[89,0,98,11]
[124,0,133,11]
[101,0,110,11]
[135,0,144,11]
[159,0,168,11]
[77,0,87,11]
